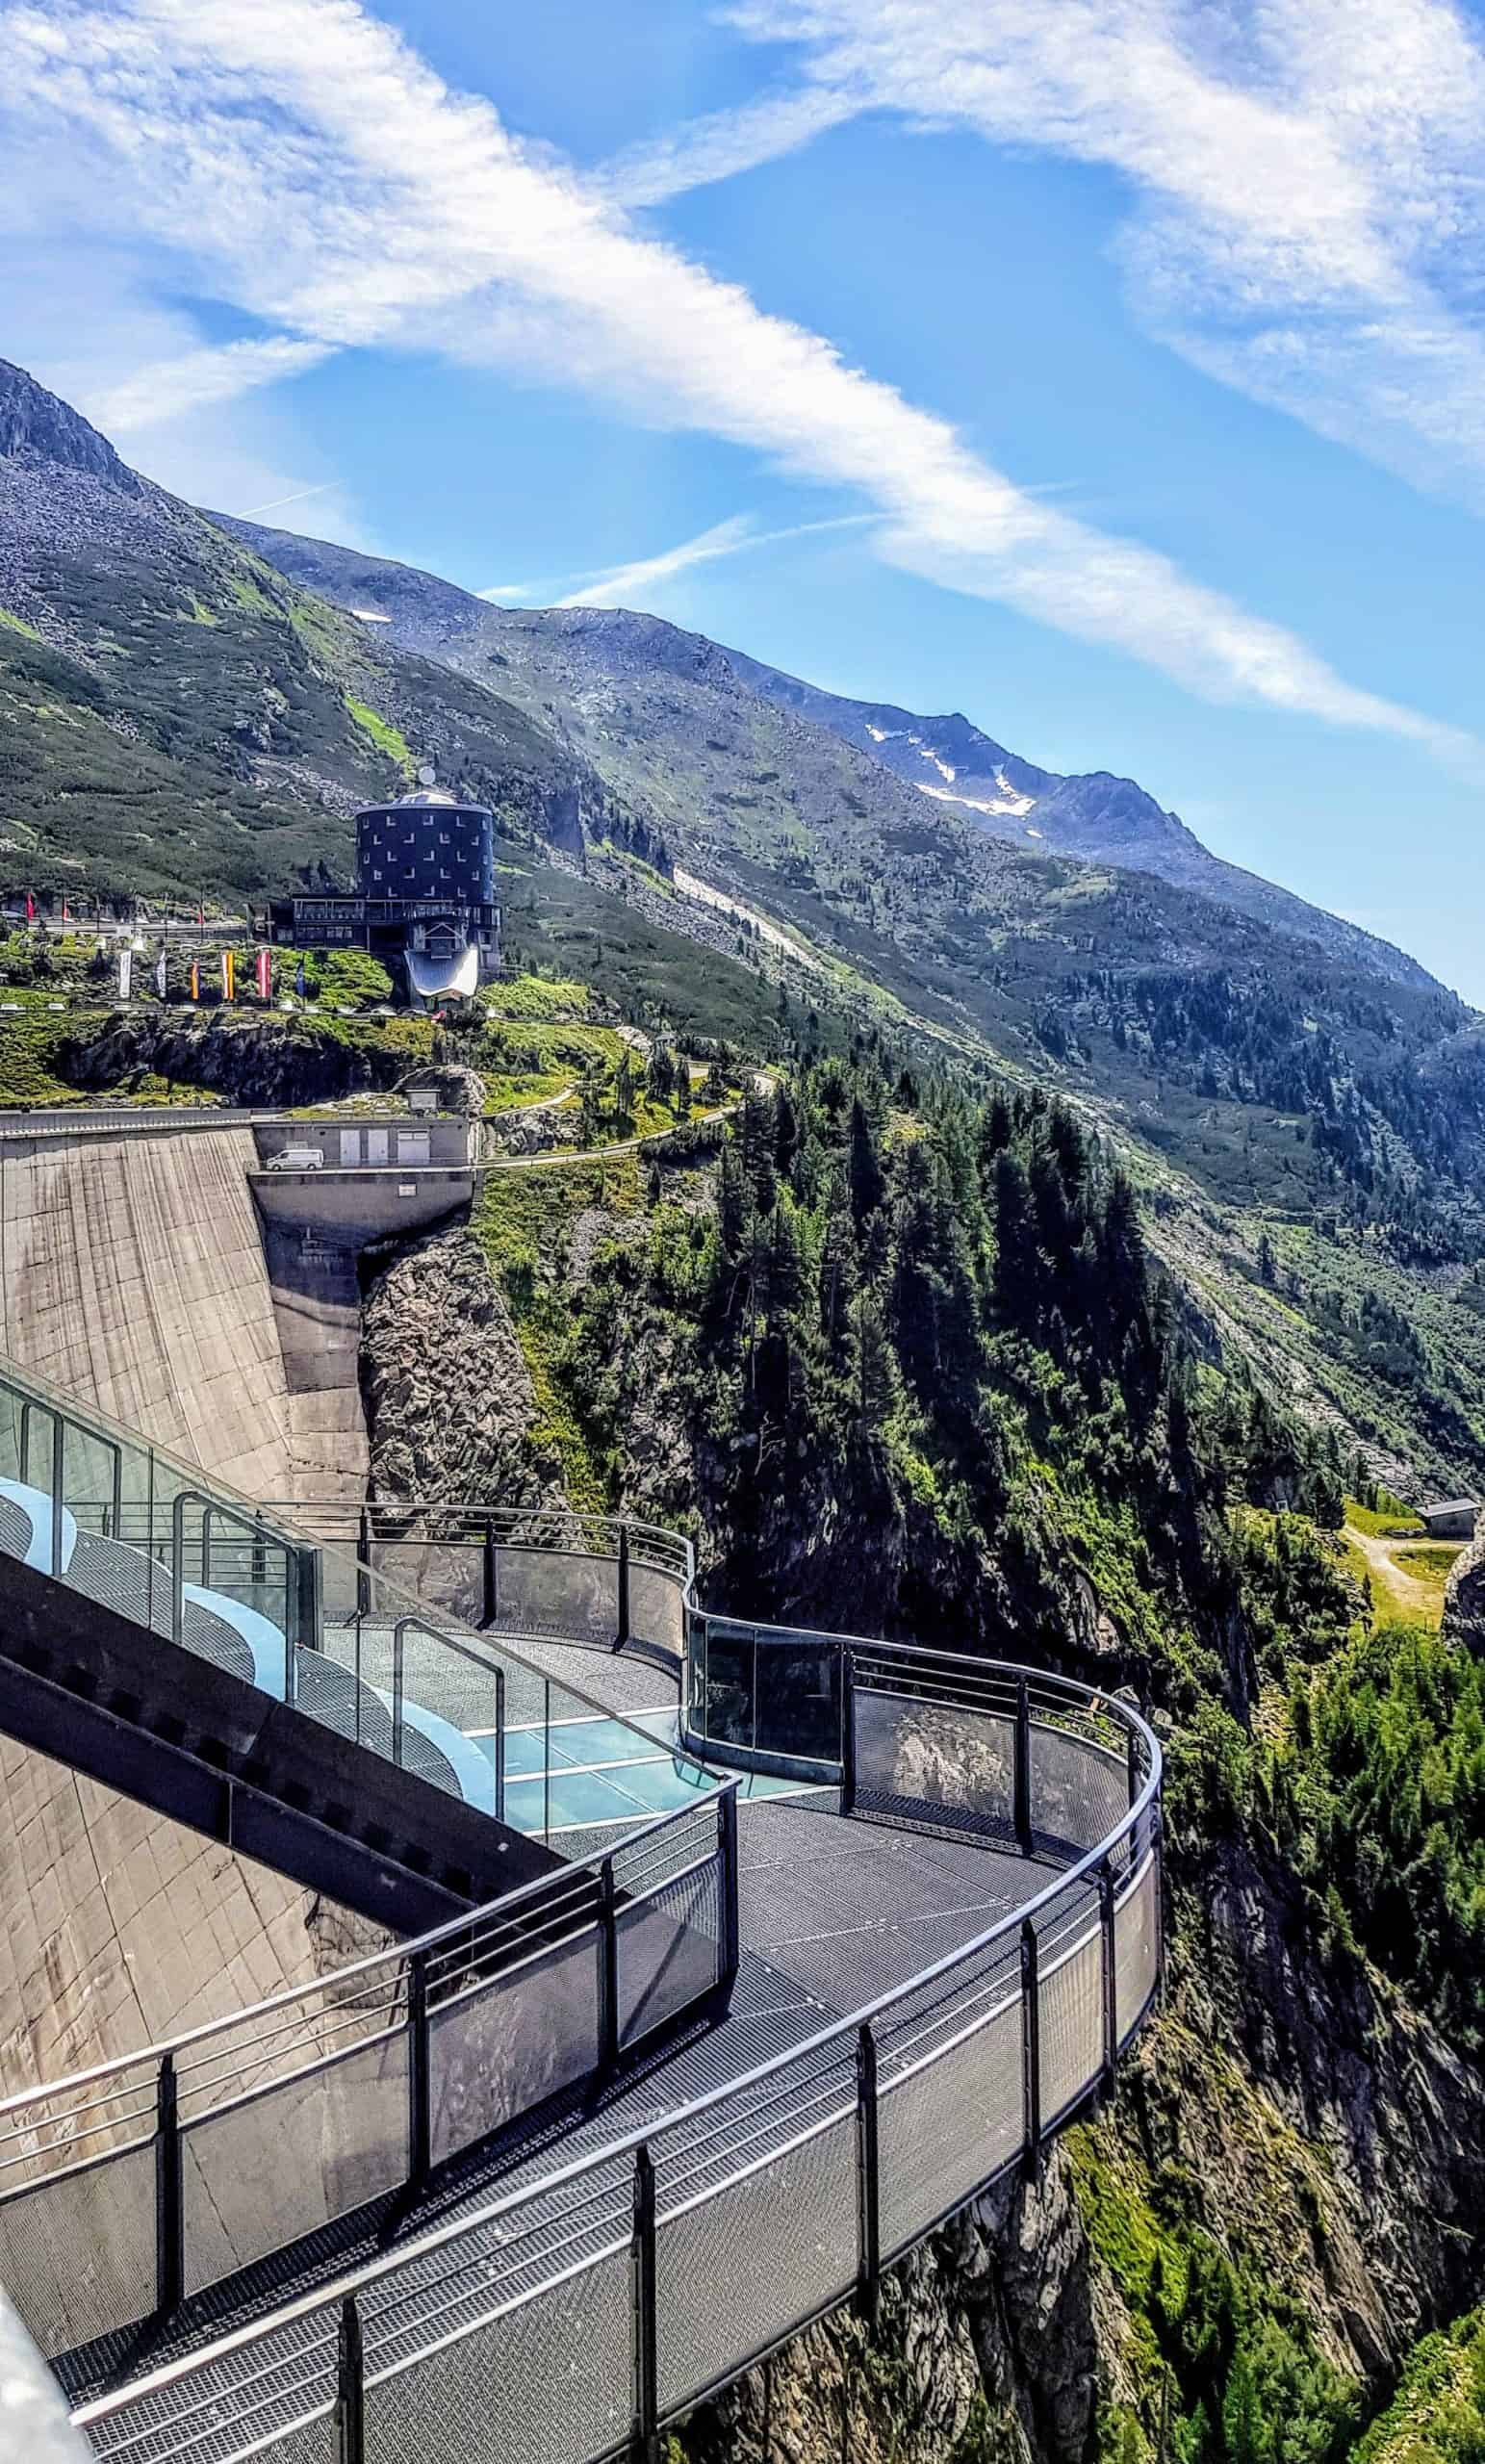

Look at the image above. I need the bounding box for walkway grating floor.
[62,1633,1071,2433]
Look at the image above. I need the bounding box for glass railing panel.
[694,1617,756,1750]
[753,1623,843,1764]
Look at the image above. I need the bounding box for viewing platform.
[0,1361,1162,2464]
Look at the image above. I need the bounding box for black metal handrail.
[0,1371,1163,2456]
[74,1674,1160,2464]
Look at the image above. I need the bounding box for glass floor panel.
[474,1707,818,1832]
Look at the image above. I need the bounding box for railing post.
[600,1858,621,2074]
[1013,1677,1033,1855]
[145,1446,158,1634]
[493,1667,506,1823]
[110,1441,122,1542]
[1126,1724,1140,1810]
[1152,1799,1165,1998]
[1100,1860,1119,2085]
[170,1491,187,1643]
[155,2051,184,2319]
[335,2293,366,2464]
[407,1950,431,2193]
[615,1520,631,1653]
[481,1514,498,1630]
[840,1647,857,1818]
[393,1619,406,1768]
[18,1397,34,1487]
[1020,1917,1041,2166]
[543,1676,551,1844]
[200,1502,214,1591]
[717,1783,740,1997]
[631,2143,660,2464]
[856,2021,881,2326]
[49,1409,64,1580]
[295,1539,321,1660]
[357,1505,372,1619]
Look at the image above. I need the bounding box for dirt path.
[1344,1521,1437,1614]
[481,1069,774,1174]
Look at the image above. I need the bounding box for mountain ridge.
[218,511,1437,999]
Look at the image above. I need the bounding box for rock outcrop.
[1442,1532,1485,1653]
[359,1225,565,1506]
[0,355,142,496]
[59,1011,411,1108]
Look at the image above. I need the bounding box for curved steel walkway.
[0,1378,1163,2464]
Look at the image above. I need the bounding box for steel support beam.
[631,2143,660,2464]
[1021,1916,1041,2165]
[856,2021,881,2325]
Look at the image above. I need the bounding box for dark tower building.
[266,784,501,1005]
[356,794,496,907]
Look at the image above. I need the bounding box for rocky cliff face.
[680,1828,1485,2464]
[0,356,142,496]
[1442,1533,1485,1653]
[59,1012,415,1107]
[359,1226,568,1506]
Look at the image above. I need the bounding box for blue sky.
[2,0,1483,994]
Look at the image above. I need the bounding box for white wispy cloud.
[720,0,1485,513]
[234,477,342,519]
[602,81,858,208]
[0,0,1472,770]
[555,511,873,607]
[86,335,332,435]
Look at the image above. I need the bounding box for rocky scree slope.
[719,642,1433,993]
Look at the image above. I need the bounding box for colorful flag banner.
[294,957,307,999]
[221,949,236,1002]
[255,948,271,1003]
[155,951,167,1000]
[24,891,35,923]
[118,947,133,1001]
[60,898,69,924]
[190,959,200,1003]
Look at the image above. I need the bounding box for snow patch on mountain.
[918,775,1038,823]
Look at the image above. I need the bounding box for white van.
[265,1143,324,1172]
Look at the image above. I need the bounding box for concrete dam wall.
[0,1125,368,1505]
[0,1732,387,2107]
[0,1126,384,2087]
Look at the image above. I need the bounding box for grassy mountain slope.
[203,554,1485,1490]
[223,515,1434,994]
[0,358,645,910]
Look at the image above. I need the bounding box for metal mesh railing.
[73,1684,1160,2464]
[0,1368,1162,2453]
[0,1777,736,2361]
